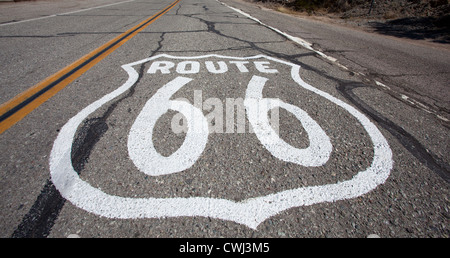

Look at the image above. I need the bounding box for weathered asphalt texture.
[0,0,448,238]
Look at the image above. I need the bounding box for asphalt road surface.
[0,0,449,239]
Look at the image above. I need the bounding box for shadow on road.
[368,15,450,44]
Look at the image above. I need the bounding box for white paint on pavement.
[128,76,209,176]
[218,0,447,123]
[0,0,136,27]
[245,75,332,167]
[49,54,393,229]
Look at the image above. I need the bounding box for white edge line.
[217,1,335,62]
[0,0,136,27]
[375,80,391,90]
[217,0,449,123]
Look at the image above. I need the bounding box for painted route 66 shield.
[50,54,392,229]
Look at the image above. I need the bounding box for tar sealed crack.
[337,82,450,183]
[183,4,450,184]
[71,63,146,174]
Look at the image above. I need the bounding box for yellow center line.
[0,0,180,135]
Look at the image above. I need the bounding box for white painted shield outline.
[49,54,393,229]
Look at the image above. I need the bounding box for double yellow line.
[0,0,180,134]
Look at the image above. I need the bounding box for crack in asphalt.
[71,62,147,174]
[179,4,450,183]
[364,71,450,116]
[337,82,450,183]
[12,0,449,238]
[11,63,147,238]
